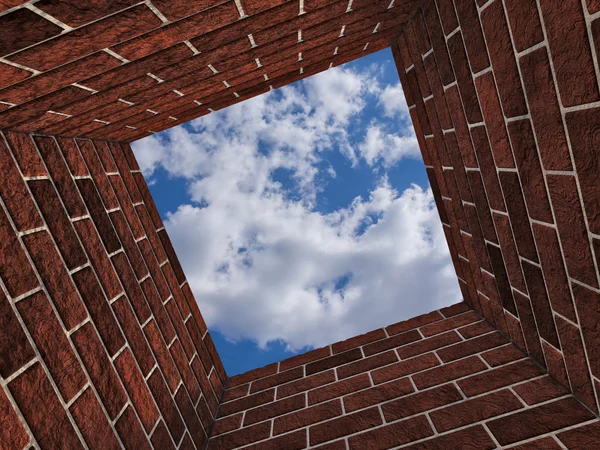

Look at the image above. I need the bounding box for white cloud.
[378,82,410,117]
[132,64,461,352]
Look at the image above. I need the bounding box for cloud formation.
[133,64,461,351]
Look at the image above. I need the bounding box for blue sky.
[132,48,461,376]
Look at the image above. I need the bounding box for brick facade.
[2,0,600,448]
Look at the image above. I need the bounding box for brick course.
[2,0,600,448]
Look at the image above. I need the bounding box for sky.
[132,47,462,376]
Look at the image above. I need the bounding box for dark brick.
[454,0,490,73]
[438,331,508,362]
[447,31,482,124]
[540,0,600,106]
[421,311,479,337]
[382,383,463,422]
[504,0,544,52]
[406,425,496,450]
[572,283,600,379]
[309,373,370,406]
[0,8,62,56]
[488,397,595,445]
[512,289,546,366]
[111,252,152,322]
[0,387,29,449]
[244,393,305,426]
[144,320,181,393]
[480,0,527,117]
[458,358,544,397]
[0,289,35,378]
[277,369,335,399]
[522,261,560,348]
[547,174,598,287]
[514,375,569,405]
[174,388,208,450]
[481,344,526,367]
[431,389,523,432]
[348,415,433,450]
[220,389,275,417]
[422,0,454,86]
[414,356,488,390]
[558,421,600,449]
[3,131,46,177]
[306,348,362,375]
[556,316,598,411]
[150,421,176,450]
[519,48,571,171]
[207,421,271,450]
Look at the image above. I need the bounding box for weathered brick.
[0,386,29,449]
[150,421,176,450]
[70,387,121,450]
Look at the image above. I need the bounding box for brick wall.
[392,0,600,419]
[0,0,422,142]
[208,302,600,449]
[0,129,225,449]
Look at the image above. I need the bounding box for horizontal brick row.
[208,303,600,449]
[0,0,423,142]
[0,129,225,449]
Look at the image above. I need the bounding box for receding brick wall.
[208,303,599,449]
[0,130,225,449]
[0,0,422,142]
[393,0,600,419]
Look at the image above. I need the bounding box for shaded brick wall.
[0,130,225,449]
[0,0,421,142]
[392,0,600,418]
[208,303,599,449]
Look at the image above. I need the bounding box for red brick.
[458,358,544,397]
[387,311,444,336]
[309,373,371,406]
[331,328,385,354]
[147,369,186,443]
[150,421,176,450]
[9,4,162,71]
[458,319,495,339]
[0,8,62,56]
[3,131,46,177]
[109,175,144,238]
[488,397,595,446]
[572,283,600,379]
[174,388,208,449]
[114,348,159,433]
[133,172,164,228]
[212,413,242,436]
[547,174,598,287]
[74,218,122,299]
[208,421,271,450]
[113,406,150,449]
[470,126,506,212]
[23,231,87,329]
[110,210,147,279]
[55,137,88,176]
[0,138,43,232]
[17,290,86,403]
[77,141,119,208]
[382,383,463,422]
[540,0,600,106]
[244,393,305,426]
[241,429,306,450]
[306,348,362,375]
[141,277,175,342]
[504,310,527,352]
[0,61,30,90]
[435,0,458,34]
[556,316,598,411]
[396,330,461,359]
[0,288,35,378]
[504,0,544,52]
[414,355,488,390]
[70,387,121,449]
[407,425,496,450]
[136,204,168,263]
[0,387,29,449]
[248,366,303,393]
[480,0,527,117]
[164,299,196,360]
[466,171,497,243]
[421,311,479,337]
[346,377,414,413]
[276,369,335,399]
[71,321,128,419]
[9,363,83,449]
[310,407,382,446]
[138,238,170,301]
[522,261,560,348]
[220,389,275,417]
[435,389,523,433]
[438,331,508,363]
[112,2,239,61]
[349,414,434,450]
[171,339,202,402]
[422,0,454,86]
[455,0,490,73]
[481,344,526,367]
[144,320,181,393]
[72,267,125,356]
[337,350,398,379]
[112,251,152,322]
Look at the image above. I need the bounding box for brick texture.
[2,0,600,448]
[394,0,600,426]
[0,130,225,449]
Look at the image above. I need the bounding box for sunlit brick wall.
[393,0,600,417]
[208,303,598,449]
[0,130,225,449]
